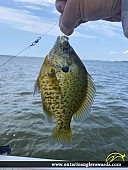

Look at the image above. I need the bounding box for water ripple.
[0,57,128,161]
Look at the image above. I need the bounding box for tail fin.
[49,126,72,146]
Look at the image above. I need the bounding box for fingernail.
[60,25,74,36]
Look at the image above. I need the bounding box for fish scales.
[34,36,96,146]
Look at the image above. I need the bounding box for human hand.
[55,0,121,35]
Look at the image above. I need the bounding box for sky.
[0,0,128,61]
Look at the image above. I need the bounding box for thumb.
[60,0,82,35]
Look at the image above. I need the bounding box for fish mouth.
[62,66,69,73]
[60,36,69,45]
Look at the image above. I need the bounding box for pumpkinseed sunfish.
[34,36,96,146]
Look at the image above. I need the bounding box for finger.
[59,14,74,35]
[60,0,82,35]
[55,0,67,13]
[60,25,74,36]
[60,20,87,36]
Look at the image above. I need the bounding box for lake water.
[0,55,128,161]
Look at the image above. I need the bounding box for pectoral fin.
[33,77,40,96]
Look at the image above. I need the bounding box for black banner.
[0,161,128,168]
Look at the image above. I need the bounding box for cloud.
[23,5,42,10]
[82,20,123,37]
[73,32,96,39]
[11,0,57,14]
[0,5,94,39]
[12,0,55,6]
[10,1,124,38]
[110,50,128,55]
[0,6,60,35]
[110,51,119,54]
[123,50,128,54]
[12,0,57,14]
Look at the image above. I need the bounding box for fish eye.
[62,66,69,73]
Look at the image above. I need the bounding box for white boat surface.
[0,155,54,161]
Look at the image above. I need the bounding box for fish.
[34,36,96,146]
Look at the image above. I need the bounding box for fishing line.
[0,21,58,68]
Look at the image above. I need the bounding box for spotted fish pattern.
[34,36,96,146]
